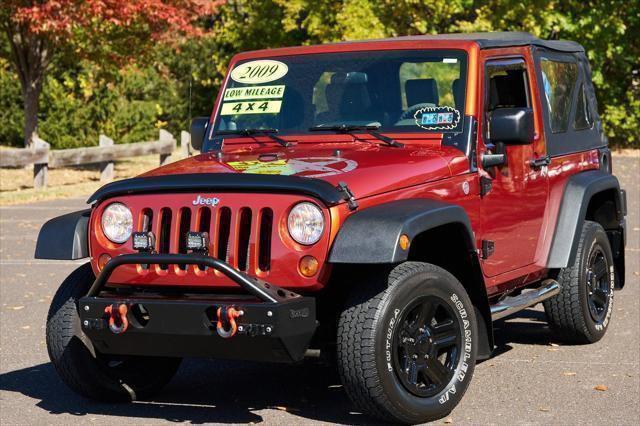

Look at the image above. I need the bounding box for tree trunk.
[4,23,49,147]
[22,79,42,147]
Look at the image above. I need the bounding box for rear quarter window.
[540,58,578,133]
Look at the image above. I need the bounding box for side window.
[540,58,578,133]
[573,83,593,130]
[485,59,531,138]
[486,60,530,111]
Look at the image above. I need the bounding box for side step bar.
[490,279,560,321]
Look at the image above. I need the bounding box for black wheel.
[46,263,181,402]
[543,220,615,343]
[337,262,477,424]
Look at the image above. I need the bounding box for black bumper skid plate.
[79,295,317,363]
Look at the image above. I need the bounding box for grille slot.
[158,208,172,270]
[196,207,212,271]
[258,208,273,272]
[177,208,192,269]
[216,207,232,262]
[140,209,153,270]
[140,209,153,232]
[237,208,252,271]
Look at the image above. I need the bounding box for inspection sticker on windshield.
[223,85,285,101]
[220,100,282,115]
[230,60,288,84]
[414,106,461,130]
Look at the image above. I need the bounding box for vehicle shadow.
[0,308,560,424]
[493,307,562,347]
[0,358,372,425]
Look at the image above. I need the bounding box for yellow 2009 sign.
[230,60,288,84]
[220,100,282,115]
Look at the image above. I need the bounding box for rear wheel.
[46,263,181,402]
[544,220,615,343]
[337,262,477,424]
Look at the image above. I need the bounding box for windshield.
[211,49,467,139]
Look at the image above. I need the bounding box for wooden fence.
[0,130,192,188]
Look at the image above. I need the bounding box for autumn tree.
[0,0,222,147]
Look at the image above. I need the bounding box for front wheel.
[337,262,477,424]
[46,263,181,402]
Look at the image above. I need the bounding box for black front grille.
[139,205,273,273]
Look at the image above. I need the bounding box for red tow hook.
[104,303,129,334]
[216,306,244,338]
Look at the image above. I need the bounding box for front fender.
[35,209,91,260]
[328,199,475,264]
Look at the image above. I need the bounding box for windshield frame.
[205,47,470,151]
[202,46,470,152]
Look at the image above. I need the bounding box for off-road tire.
[543,220,615,344]
[337,262,477,424]
[46,263,181,402]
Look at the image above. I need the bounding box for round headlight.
[101,203,133,243]
[287,202,324,245]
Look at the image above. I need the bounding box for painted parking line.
[0,260,86,265]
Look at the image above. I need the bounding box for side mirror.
[190,117,209,152]
[489,108,534,145]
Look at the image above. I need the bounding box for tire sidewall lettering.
[440,293,472,405]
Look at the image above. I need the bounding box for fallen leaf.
[444,417,453,424]
[547,348,560,352]
[273,406,299,412]
[539,407,550,412]
[594,385,608,391]
[21,325,30,330]
[9,305,24,310]
[563,371,577,376]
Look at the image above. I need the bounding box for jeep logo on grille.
[192,195,220,206]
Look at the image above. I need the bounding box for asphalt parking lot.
[1,154,638,425]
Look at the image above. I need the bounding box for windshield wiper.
[309,124,404,148]
[216,128,291,147]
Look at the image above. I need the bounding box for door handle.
[530,155,550,168]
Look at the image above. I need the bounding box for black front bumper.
[79,253,317,363]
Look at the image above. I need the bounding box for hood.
[141,137,470,201]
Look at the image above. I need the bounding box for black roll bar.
[86,253,296,304]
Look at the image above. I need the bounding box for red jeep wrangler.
[37,32,627,423]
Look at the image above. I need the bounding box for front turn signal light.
[97,253,112,271]
[299,256,319,277]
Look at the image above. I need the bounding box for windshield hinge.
[337,181,358,211]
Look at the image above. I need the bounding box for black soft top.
[340,32,584,53]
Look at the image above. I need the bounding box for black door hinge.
[337,181,358,210]
[481,240,495,259]
[480,176,493,197]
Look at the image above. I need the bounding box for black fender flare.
[35,209,91,260]
[328,199,493,358]
[328,199,475,264]
[547,170,626,270]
